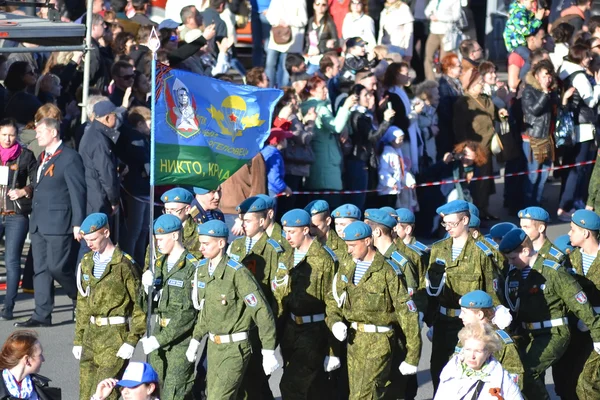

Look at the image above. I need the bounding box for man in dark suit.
[15,117,86,327]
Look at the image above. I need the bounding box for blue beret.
[572,209,600,231]
[198,220,229,237]
[161,188,193,204]
[153,214,182,234]
[364,208,397,229]
[469,214,480,229]
[193,187,210,195]
[459,290,493,309]
[379,207,398,217]
[436,200,470,216]
[395,208,415,224]
[281,209,311,227]
[236,196,269,214]
[255,194,275,209]
[468,203,479,218]
[342,221,372,241]
[305,200,330,215]
[332,204,362,220]
[518,207,550,223]
[499,228,528,253]
[80,213,109,235]
[490,222,518,240]
[553,234,574,255]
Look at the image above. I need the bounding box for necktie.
[37,152,52,182]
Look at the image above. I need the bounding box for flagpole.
[146,27,160,351]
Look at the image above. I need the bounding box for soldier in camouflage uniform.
[73,213,146,400]
[331,204,362,238]
[255,194,292,254]
[185,220,280,400]
[499,228,600,400]
[587,149,600,215]
[326,221,421,399]
[271,209,338,399]
[426,200,504,392]
[456,290,525,389]
[305,200,348,268]
[518,207,568,266]
[140,214,199,400]
[468,212,510,276]
[489,222,518,245]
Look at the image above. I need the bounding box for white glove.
[116,343,135,360]
[332,322,347,342]
[261,349,280,376]
[72,345,82,360]
[142,271,154,293]
[594,342,600,355]
[140,336,160,355]
[186,339,201,362]
[426,326,434,342]
[492,305,513,330]
[399,361,418,375]
[578,319,590,332]
[324,356,341,372]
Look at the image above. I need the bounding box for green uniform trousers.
[79,325,129,400]
[347,329,395,400]
[553,326,590,400]
[431,318,463,392]
[385,328,418,400]
[239,329,274,400]
[205,338,252,399]
[577,344,600,400]
[521,327,570,400]
[280,319,330,400]
[149,332,195,400]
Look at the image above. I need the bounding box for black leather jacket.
[521,72,560,139]
[0,147,36,215]
[562,69,597,125]
[348,109,390,168]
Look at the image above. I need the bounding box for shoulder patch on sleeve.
[186,253,200,267]
[227,259,243,271]
[266,238,284,254]
[323,245,338,262]
[548,246,565,261]
[475,240,493,257]
[543,259,561,271]
[122,252,137,265]
[484,237,499,250]
[495,329,514,344]
[386,260,403,276]
[407,243,424,256]
[413,241,430,253]
[391,251,408,267]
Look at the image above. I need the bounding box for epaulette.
[412,241,430,253]
[198,258,209,268]
[386,260,403,276]
[495,329,514,344]
[122,252,136,264]
[227,259,243,271]
[391,251,409,267]
[186,253,200,267]
[407,243,423,256]
[189,206,199,218]
[266,238,284,254]
[475,240,493,257]
[548,246,565,261]
[323,245,338,262]
[543,259,561,271]
[484,237,499,250]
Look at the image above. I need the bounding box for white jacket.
[434,355,523,400]
[378,2,414,57]
[424,0,462,35]
[266,0,307,54]
[377,145,415,195]
[342,13,376,51]
[550,42,569,72]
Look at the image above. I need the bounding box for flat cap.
[459,290,493,309]
[572,209,600,231]
[93,100,126,118]
[198,220,229,237]
[236,196,269,214]
[436,199,470,216]
[332,204,362,220]
[518,207,550,223]
[305,200,330,215]
[153,214,182,234]
[395,208,415,224]
[499,228,528,254]
[553,234,574,255]
[161,188,194,204]
[342,221,373,241]
[281,209,311,227]
[490,222,518,240]
[80,213,108,235]
[364,208,397,229]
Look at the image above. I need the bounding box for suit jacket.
[30,143,86,236]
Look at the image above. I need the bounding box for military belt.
[522,317,568,330]
[290,312,325,324]
[209,332,249,344]
[90,316,126,326]
[439,306,461,317]
[350,322,392,333]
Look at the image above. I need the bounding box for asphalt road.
[0,176,569,399]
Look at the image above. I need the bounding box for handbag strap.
[459,379,486,400]
[10,155,21,190]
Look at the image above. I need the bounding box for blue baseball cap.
[395,208,415,224]
[490,222,518,240]
[93,100,126,118]
[332,204,362,220]
[281,209,311,227]
[80,213,108,235]
[553,234,574,255]
[364,208,397,229]
[572,209,600,231]
[459,290,493,309]
[161,188,194,204]
[342,221,372,241]
[518,207,550,223]
[198,220,229,237]
[153,214,182,234]
[117,362,159,388]
[499,228,528,254]
[436,200,470,216]
[305,200,330,216]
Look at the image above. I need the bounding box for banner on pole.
[153,64,283,188]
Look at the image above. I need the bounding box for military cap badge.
[296,219,301,224]
[282,220,288,226]
[354,232,360,237]
[164,196,169,201]
[581,220,586,225]
[90,225,97,231]
[174,196,180,201]
[157,228,165,233]
[208,230,215,234]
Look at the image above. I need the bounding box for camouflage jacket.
[326,229,349,271]
[268,222,293,254]
[143,217,200,271]
[75,246,146,346]
[588,151,600,212]
[191,256,277,350]
[569,248,600,308]
[382,242,426,313]
[326,251,422,366]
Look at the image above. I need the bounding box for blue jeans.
[121,194,150,266]
[0,214,29,310]
[251,11,271,67]
[265,50,289,88]
[523,141,551,207]
[559,140,594,210]
[344,159,369,212]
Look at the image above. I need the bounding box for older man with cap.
[305,200,347,268]
[518,207,567,265]
[140,214,199,400]
[271,208,338,399]
[499,228,600,400]
[189,186,225,225]
[326,221,421,399]
[186,220,279,400]
[73,213,146,400]
[426,199,503,392]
